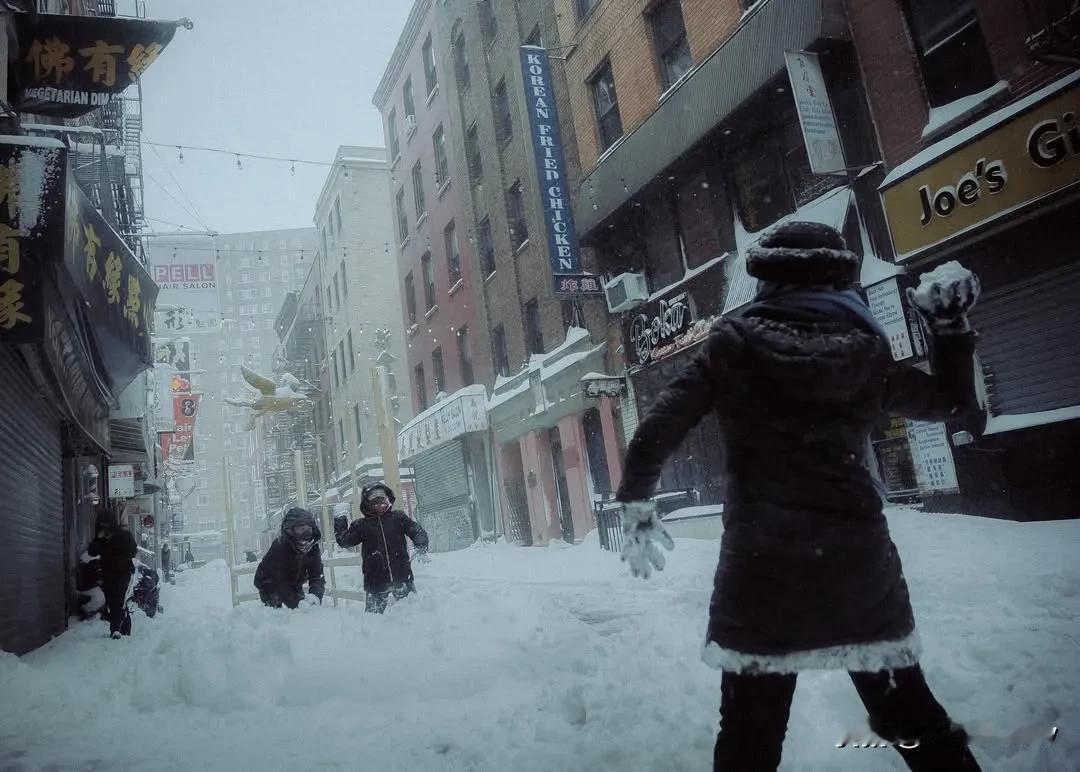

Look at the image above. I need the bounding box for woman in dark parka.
[616,222,984,771]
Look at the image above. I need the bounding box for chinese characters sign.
[905,420,960,495]
[14,13,179,117]
[0,139,66,343]
[784,51,846,176]
[397,389,488,462]
[63,168,158,391]
[518,46,602,297]
[108,464,136,498]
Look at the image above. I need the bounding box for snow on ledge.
[0,134,65,149]
[662,504,724,522]
[984,405,1080,435]
[921,81,1008,140]
[882,70,1080,188]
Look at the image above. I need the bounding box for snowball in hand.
[912,260,977,308]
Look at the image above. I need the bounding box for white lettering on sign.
[630,293,691,365]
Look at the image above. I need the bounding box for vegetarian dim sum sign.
[519,46,602,297]
[880,73,1080,262]
[13,13,181,118]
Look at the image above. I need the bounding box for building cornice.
[372,0,434,110]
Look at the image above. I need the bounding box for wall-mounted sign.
[784,51,846,175]
[880,73,1080,262]
[108,464,135,498]
[905,420,960,495]
[625,292,693,367]
[173,393,201,425]
[152,263,216,291]
[397,387,488,461]
[866,278,913,361]
[13,12,179,118]
[519,45,603,297]
[582,375,627,400]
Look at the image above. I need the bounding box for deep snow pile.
[0,507,1077,771]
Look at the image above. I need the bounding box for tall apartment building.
[375,0,625,548]
[151,228,318,556]
[313,147,412,486]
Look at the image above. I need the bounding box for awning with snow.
[60,162,159,393]
[397,384,489,463]
[12,12,185,118]
[573,0,849,238]
[722,186,853,314]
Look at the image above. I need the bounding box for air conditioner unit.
[604,272,649,313]
[404,114,418,136]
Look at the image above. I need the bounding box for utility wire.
[146,137,213,233]
[146,171,212,233]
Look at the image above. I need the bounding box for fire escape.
[1023,0,1080,65]
[27,0,150,264]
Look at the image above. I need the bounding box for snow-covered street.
[2,507,1078,772]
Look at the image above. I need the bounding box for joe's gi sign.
[626,292,693,366]
[519,46,602,297]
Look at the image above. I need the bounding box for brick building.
[374,0,625,549]
[558,0,888,506]
[850,0,1079,518]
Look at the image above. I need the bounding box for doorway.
[548,428,575,543]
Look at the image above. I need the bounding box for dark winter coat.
[253,537,326,607]
[87,527,138,582]
[334,484,429,593]
[617,300,983,673]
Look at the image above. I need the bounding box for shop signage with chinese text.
[13,13,179,118]
[881,75,1080,262]
[63,168,159,391]
[397,389,488,461]
[0,139,66,343]
[518,45,602,297]
[906,420,960,495]
[784,51,846,175]
[108,464,135,498]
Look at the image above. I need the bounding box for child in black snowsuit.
[254,508,325,609]
[617,222,985,771]
[87,509,138,639]
[334,483,429,613]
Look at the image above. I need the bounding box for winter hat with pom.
[746,221,860,289]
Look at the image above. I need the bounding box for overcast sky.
[139,1,410,236]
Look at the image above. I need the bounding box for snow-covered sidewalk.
[1,507,1077,771]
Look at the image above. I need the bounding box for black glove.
[267,593,282,608]
[333,514,349,534]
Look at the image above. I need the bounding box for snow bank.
[0,508,1076,771]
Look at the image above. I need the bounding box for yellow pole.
[223,459,239,607]
[371,365,401,496]
[294,449,307,508]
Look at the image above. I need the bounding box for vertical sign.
[866,278,914,361]
[519,46,603,297]
[108,464,136,498]
[906,420,960,495]
[784,51,846,175]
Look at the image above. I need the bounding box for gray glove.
[906,260,981,335]
[620,501,674,580]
